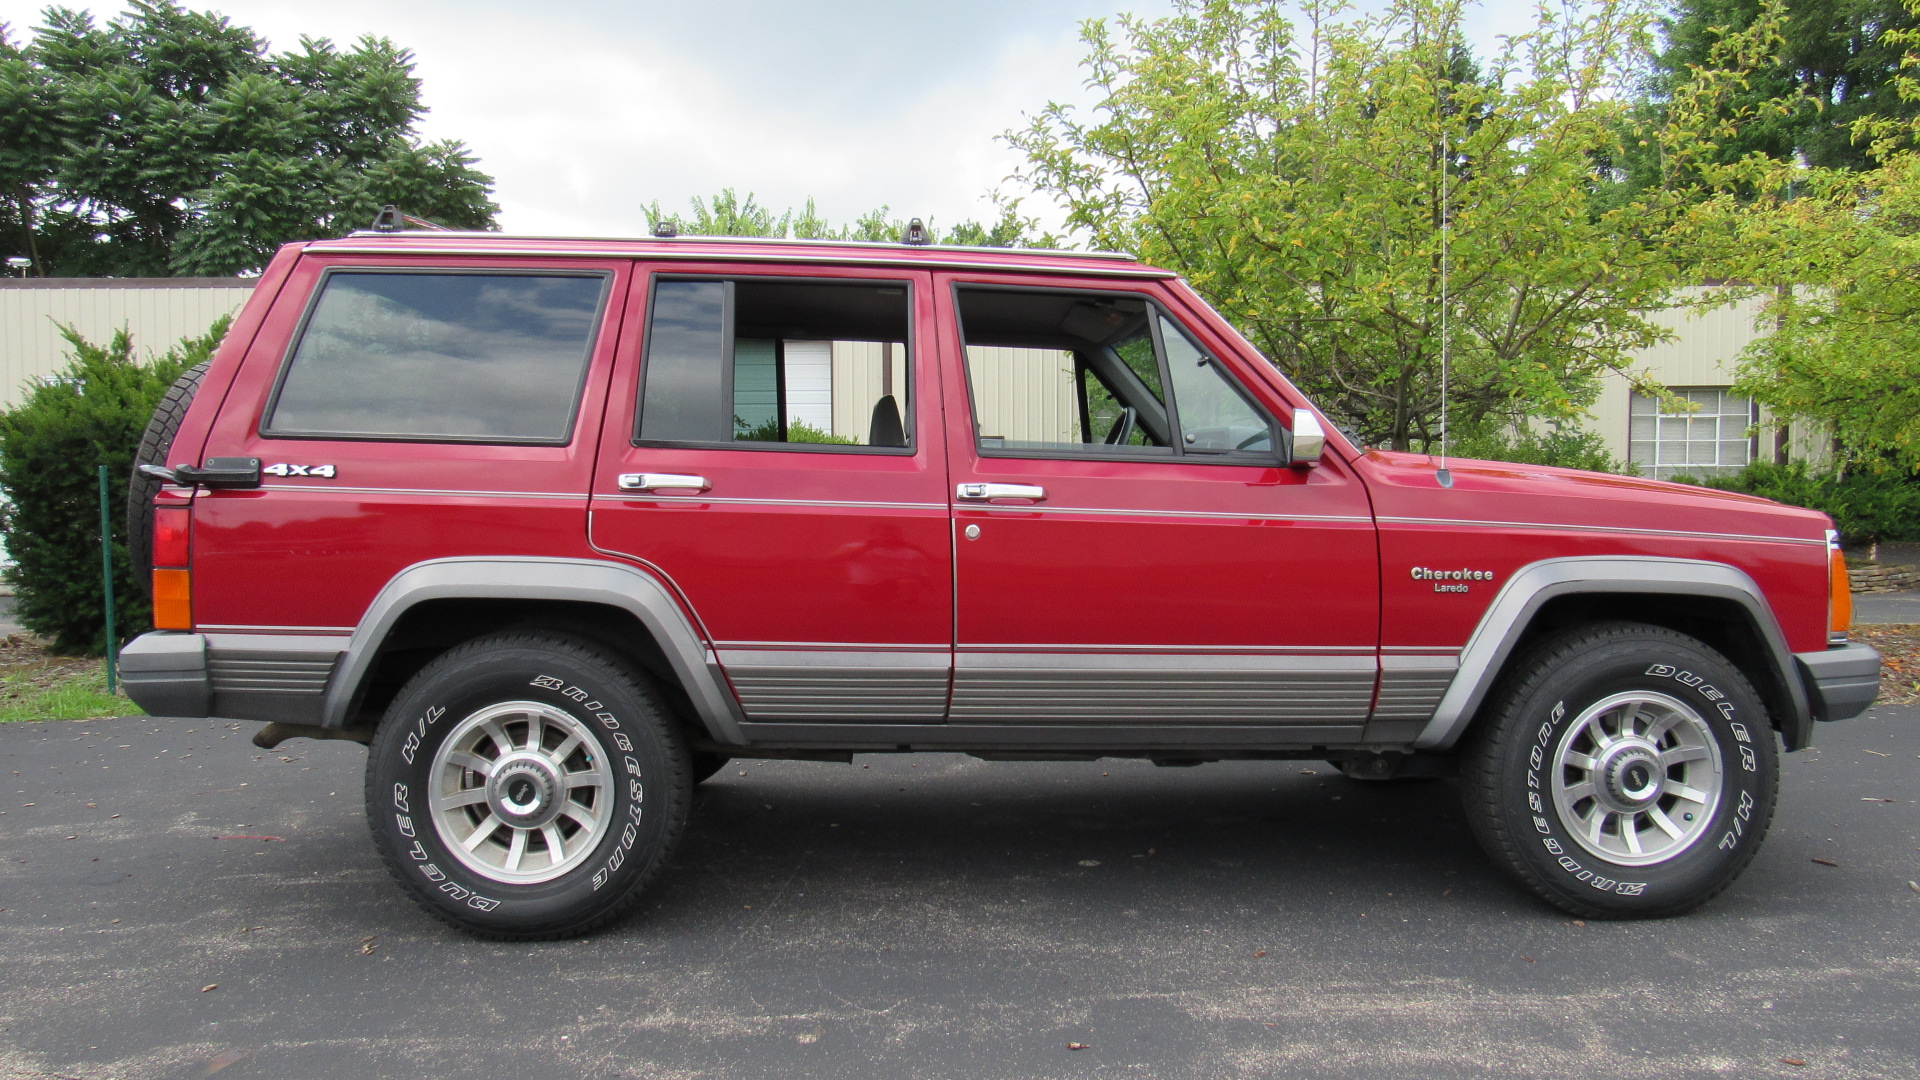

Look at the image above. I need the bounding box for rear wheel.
[364,631,693,939]
[1459,622,1779,918]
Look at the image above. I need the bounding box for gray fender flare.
[1412,556,1810,751]
[319,556,747,744]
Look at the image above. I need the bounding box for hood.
[1357,450,1831,542]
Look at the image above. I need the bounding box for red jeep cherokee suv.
[119,230,1881,939]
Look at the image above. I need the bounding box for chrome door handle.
[956,482,1047,501]
[618,473,710,493]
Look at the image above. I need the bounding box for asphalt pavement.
[1857,590,1920,625]
[2,704,1917,1080]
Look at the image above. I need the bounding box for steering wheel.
[1235,428,1272,451]
[1104,407,1137,446]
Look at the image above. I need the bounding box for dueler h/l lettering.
[119,227,1880,938]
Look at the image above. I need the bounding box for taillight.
[151,506,192,630]
[153,508,190,567]
[1827,529,1851,641]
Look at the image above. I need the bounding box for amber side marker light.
[151,507,192,630]
[1828,530,1852,640]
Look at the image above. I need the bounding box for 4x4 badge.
[262,463,336,478]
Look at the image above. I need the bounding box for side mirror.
[1288,411,1325,467]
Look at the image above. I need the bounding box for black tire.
[126,360,209,594]
[364,631,693,939]
[691,751,731,784]
[1459,621,1779,918]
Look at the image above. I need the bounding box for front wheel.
[1459,622,1779,918]
[364,632,693,939]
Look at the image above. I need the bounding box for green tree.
[1008,0,1691,451]
[642,188,1062,247]
[1661,3,1920,471]
[0,318,226,654]
[0,1,497,277]
[1652,0,1920,172]
[1712,155,1920,470]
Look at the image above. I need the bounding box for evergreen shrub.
[0,320,229,655]
[1679,462,1920,544]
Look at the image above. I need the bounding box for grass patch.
[0,635,143,720]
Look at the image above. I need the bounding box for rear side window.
[266,271,608,443]
[637,277,912,450]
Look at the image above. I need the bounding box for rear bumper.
[119,631,342,722]
[1794,642,1882,723]
[119,632,211,717]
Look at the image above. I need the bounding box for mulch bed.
[1854,624,1919,706]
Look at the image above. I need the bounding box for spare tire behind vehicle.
[126,361,209,595]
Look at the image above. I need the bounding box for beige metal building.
[0,277,254,408]
[1592,288,1826,477]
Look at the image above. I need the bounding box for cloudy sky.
[0,0,1538,239]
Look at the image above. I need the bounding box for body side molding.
[1412,556,1810,751]
[319,556,747,743]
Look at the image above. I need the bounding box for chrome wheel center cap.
[487,753,564,829]
[1597,740,1664,812]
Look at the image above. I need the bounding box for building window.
[1628,388,1756,478]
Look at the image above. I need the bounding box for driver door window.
[955,288,1272,459]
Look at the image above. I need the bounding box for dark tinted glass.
[638,281,731,443]
[268,272,604,442]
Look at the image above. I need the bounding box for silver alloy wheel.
[427,700,615,885]
[1551,690,1724,867]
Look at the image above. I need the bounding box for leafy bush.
[1679,462,1920,544]
[1444,424,1632,474]
[733,416,861,445]
[0,321,228,655]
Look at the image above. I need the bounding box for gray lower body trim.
[1795,642,1881,722]
[735,721,1375,751]
[1366,654,1459,742]
[950,651,1373,728]
[203,634,345,724]
[717,649,949,721]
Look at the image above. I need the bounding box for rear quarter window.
[265,270,608,443]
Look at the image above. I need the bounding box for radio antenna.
[1436,122,1454,489]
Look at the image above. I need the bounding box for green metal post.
[98,464,117,694]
